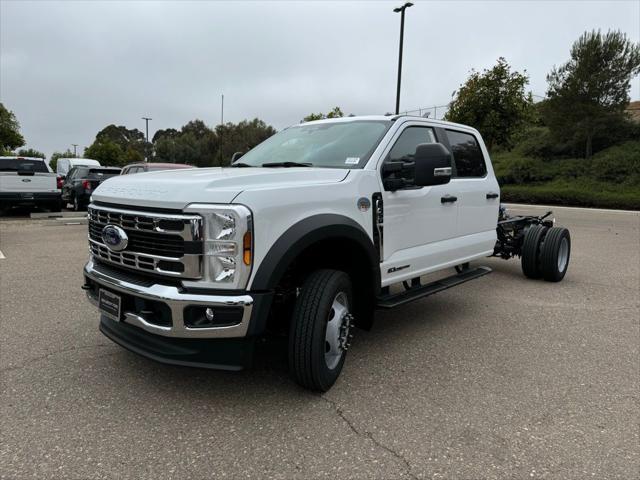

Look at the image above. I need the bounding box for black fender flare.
[251,214,380,292]
[248,214,380,333]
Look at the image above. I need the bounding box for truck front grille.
[87,205,203,279]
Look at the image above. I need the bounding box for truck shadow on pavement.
[89,293,470,401]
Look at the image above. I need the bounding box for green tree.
[153,120,217,167]
[152,128,179,143]
[0,103,25,154]
[85,124,148,166]
[17,148,45,158]
[543,30,640,158]
[216,119,276,165]
[444,58,533,151]
[302,107,344,123]
[84,139,125,166]
[49,149,75,172]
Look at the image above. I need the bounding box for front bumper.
[83,259,254,339]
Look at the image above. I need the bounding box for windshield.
[236,120,391,169]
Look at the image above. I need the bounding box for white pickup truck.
[83,115,571,391]
[0,156,61,214]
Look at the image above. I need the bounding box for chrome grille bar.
[88,204,203,279]
[88,204,203,242]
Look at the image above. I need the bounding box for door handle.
[486,192,499,199]
[441,195,458,204]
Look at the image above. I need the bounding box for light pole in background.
[142,117,152,162]
[393,2,413,115]
[71,144,78,157]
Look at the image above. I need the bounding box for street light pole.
[71,144,78,157]
[393,2,413,115]
[142,117,152,162]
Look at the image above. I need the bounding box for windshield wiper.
[230,162,254,168]
[261,161,313,168]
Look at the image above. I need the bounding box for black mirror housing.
[413,143,452,187]
[231,152,245,163]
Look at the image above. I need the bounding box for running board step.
[376,266,492,309]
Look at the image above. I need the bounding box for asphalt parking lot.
[0,205,638,479]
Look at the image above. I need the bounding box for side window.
[446,130,487,178]
[387,126,437,162]
[66,168,76,180]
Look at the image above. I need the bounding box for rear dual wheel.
[521,225,570,282]
[540,227,571,282]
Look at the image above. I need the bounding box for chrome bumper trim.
[84,260,252,339]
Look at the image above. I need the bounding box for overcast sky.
[1,0,639,157]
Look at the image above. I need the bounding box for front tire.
[289,269,354,392]
[540,227,571,282]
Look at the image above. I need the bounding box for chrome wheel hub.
[558,237,569,272]
[324,292,354,370]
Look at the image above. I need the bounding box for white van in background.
[56,158,100,177]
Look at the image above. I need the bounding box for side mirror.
[413,143,452,187]
[231,152,244,163]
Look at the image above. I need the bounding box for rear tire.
[289,269,353,392]
[73,195,85,212]
[540,227,571,282]
[521,225,547,279]
[49,200,62,213]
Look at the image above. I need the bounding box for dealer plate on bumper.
[99,289,121,321]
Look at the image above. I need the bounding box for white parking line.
[0,250,5,259]
[504,203,639,215]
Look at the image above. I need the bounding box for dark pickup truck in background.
[61,166,121,211]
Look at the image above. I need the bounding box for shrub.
[589,141,640,185]
[492,152,552,184]
[501,179,640,210]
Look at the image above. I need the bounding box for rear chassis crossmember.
[493,209,555,260]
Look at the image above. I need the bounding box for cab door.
[444,129,500,258]
[379,124,461,286]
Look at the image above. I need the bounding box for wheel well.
[268,236,378,332]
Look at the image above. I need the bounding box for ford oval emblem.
[101,225,128,252]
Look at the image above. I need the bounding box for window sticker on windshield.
[345,157,360,165]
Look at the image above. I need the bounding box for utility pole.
[219,94,225,164]
[142,117,152,162]
[71,144,78,157]
[393,2,413,115]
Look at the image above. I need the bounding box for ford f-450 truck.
[83,116,571,391]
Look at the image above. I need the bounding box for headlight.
[183,204,253,290]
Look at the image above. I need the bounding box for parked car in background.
[0,156,61,214]
[120,162,193,174]
[61,166,121,211]
[56,158,101,177]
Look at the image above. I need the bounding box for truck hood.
[91,167,349,210]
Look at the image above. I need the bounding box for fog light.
[184,306,244,328]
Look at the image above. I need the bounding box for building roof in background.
[626,101,640,122]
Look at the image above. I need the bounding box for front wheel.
[289,269,354,392]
